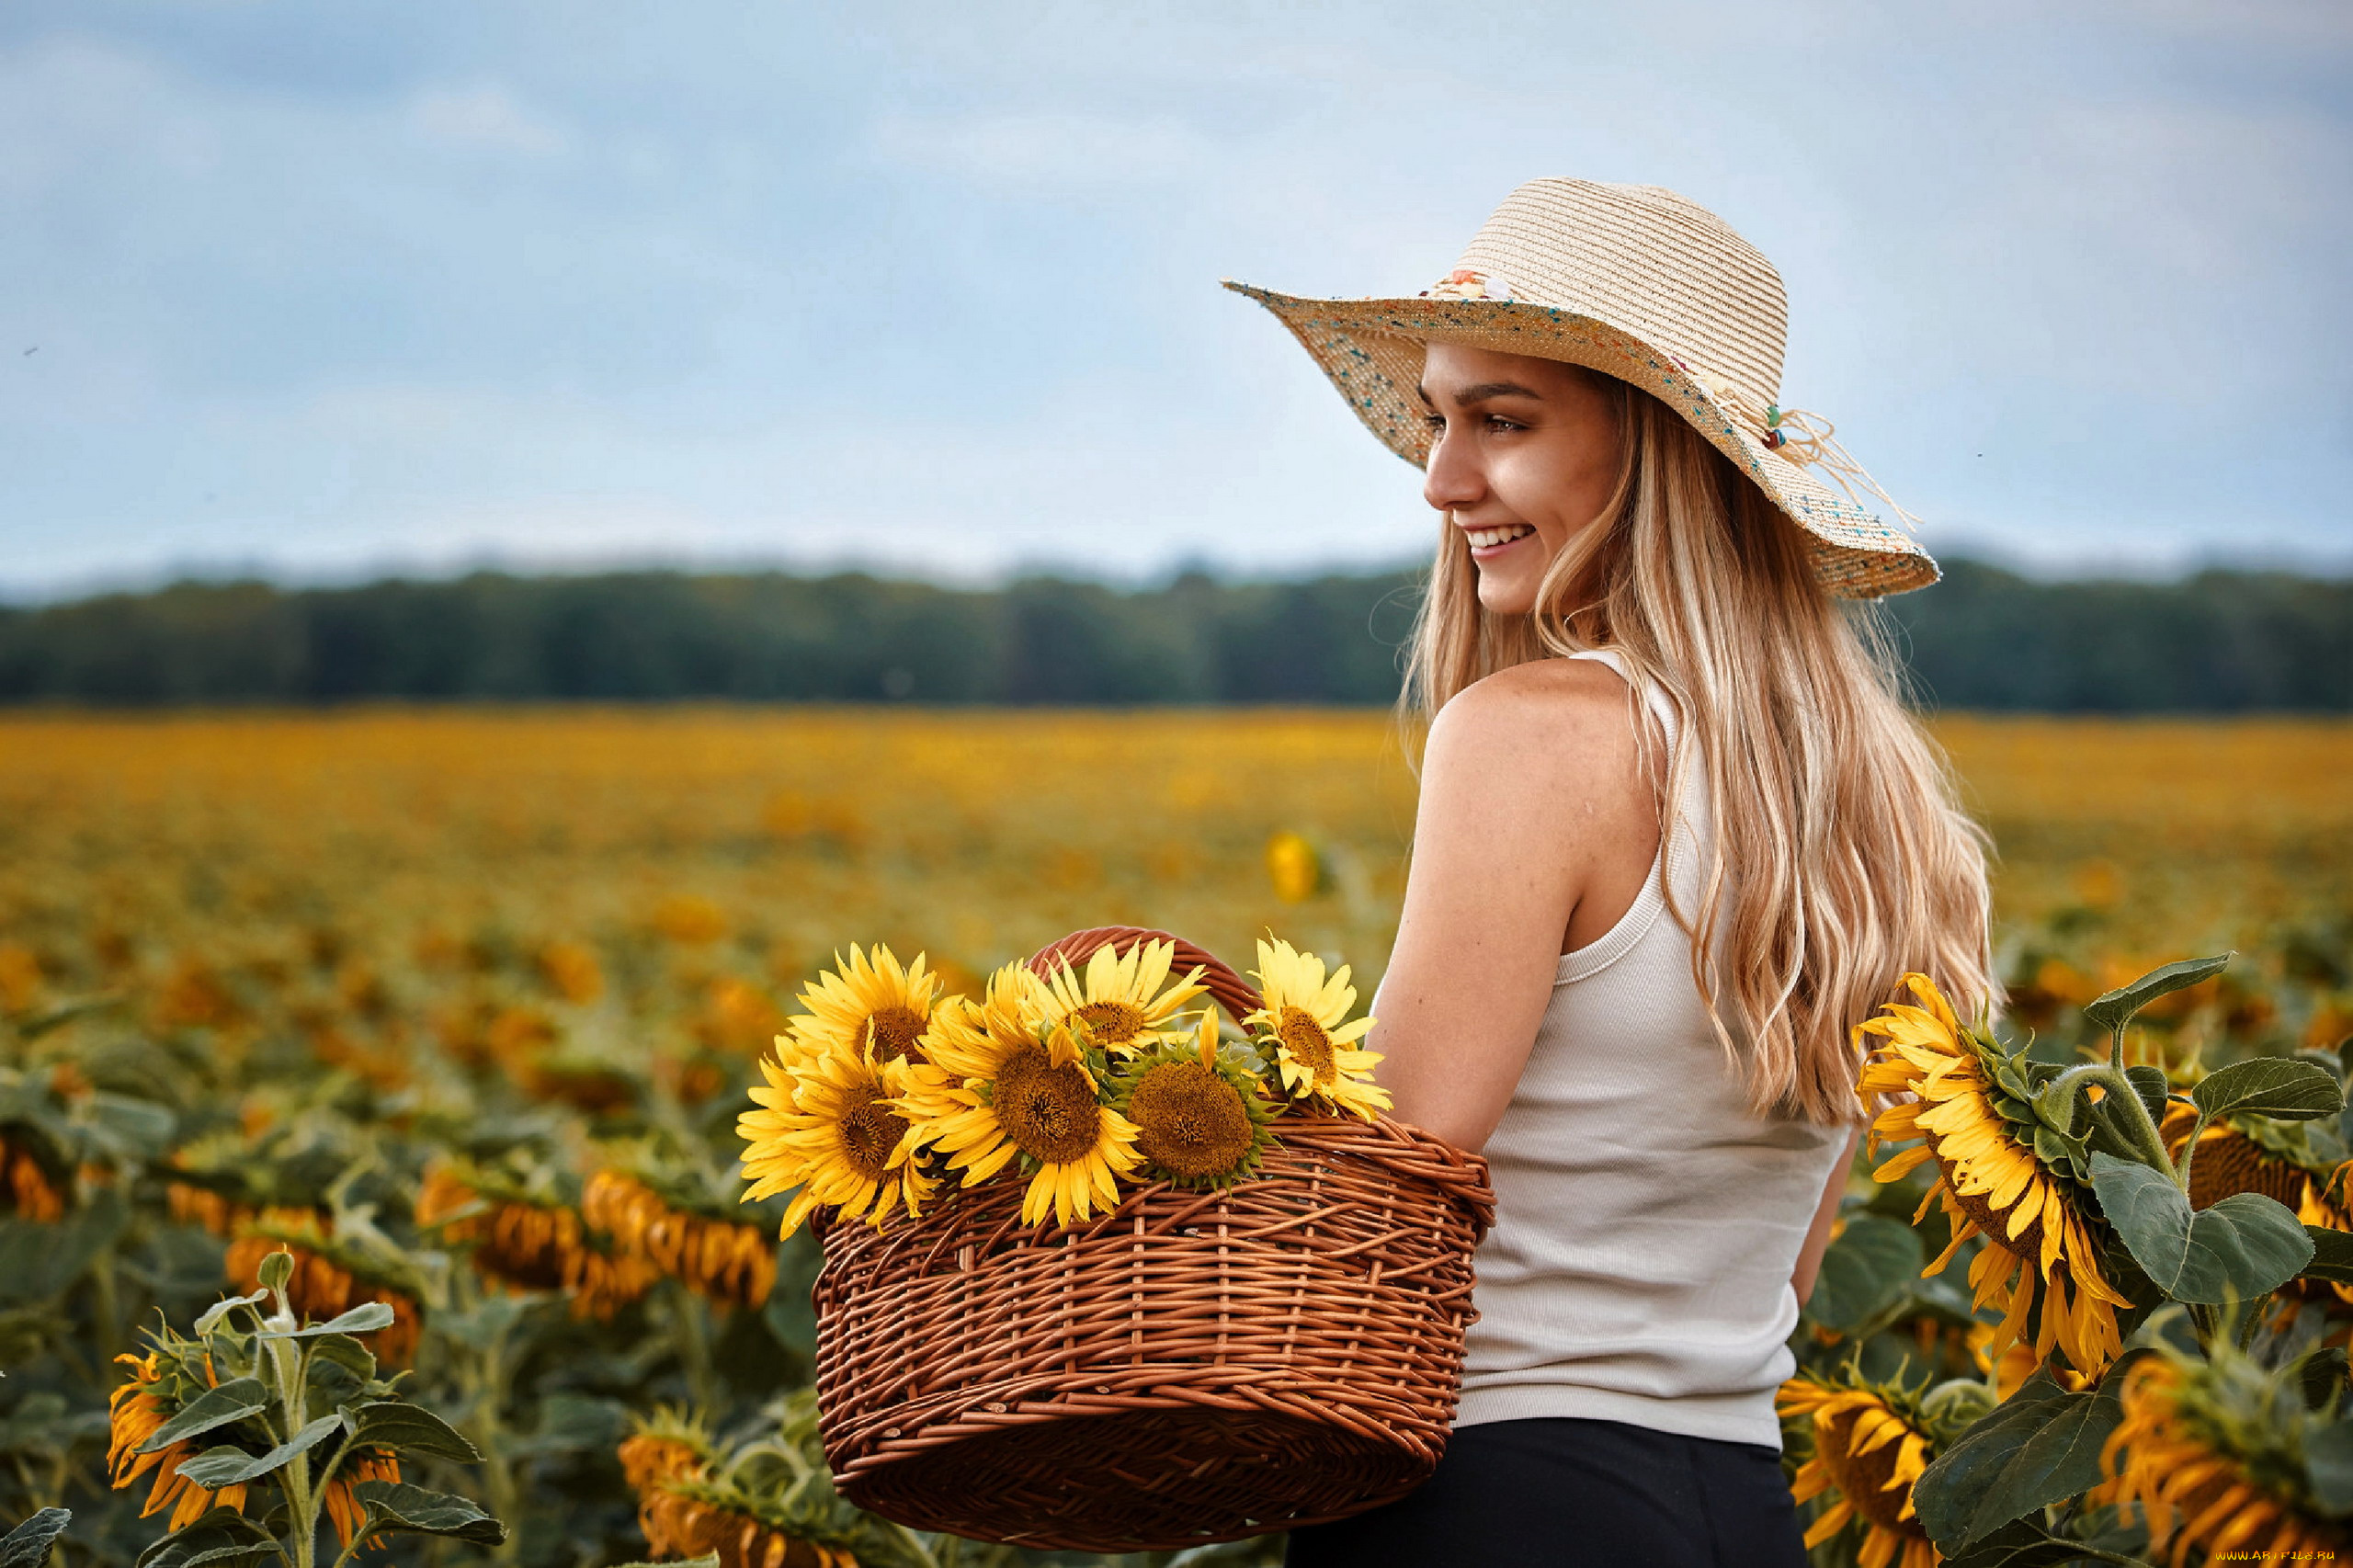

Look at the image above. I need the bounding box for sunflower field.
[0,709,2347,1568]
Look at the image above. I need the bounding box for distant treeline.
[0,562,2344,711]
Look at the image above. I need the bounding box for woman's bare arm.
[1372,661,1654,1153]
[1791,1129,1863,1305]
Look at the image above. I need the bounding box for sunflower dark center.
[1074,1000,1149,1047]
[994,1042,1104,1164]
[1129,1062,1255,1179]
[2188,1127,2308,1211]
[1816,1406,1929,1538]
[864,1006,927,1064]
[1276,1006,1336,1083]
[837,1085,906,1181]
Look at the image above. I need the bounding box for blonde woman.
[1228,181,1995,1566]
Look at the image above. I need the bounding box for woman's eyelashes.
[1421,412,1528,434]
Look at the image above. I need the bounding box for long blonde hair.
[1402,371,1995,1124]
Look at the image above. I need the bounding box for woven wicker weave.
[812,926,1495,1551]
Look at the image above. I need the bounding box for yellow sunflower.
[1245,937,1390,1120]
[2288,1168,2353,1318]
[904,962,1142,1227]
[780,942,941,1071]
[739,1039,933,1238]
[1037,938,1206,1056]
[108,1350,251,1531]
[2096,1353,2347,1567]
[1777,1374,1940,1568]
[1108,1010,1280,1190]
[1858,973,2129,1378]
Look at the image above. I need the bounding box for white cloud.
[409,83,569,157]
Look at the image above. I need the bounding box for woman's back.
[1238,176,1994,1566]
[1458,649,1847,1448]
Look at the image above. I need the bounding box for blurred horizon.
[4,1,2348,597]
[4,558,2344,712]
[9,534,2353,611]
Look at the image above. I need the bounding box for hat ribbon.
[1690,370,1920,533]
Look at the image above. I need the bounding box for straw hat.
[1225,178,1937,597]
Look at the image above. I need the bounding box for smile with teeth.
[1465,523,1536,550]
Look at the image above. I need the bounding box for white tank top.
[1446,649,1848,1449]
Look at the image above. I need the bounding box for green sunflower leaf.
[1939,1517,2093,1568]
[2082,954,2230,1036]
[1913,1363,2137,1551]
[135,1377,269,1454]
[257,1300,395,1339]
[2297,1345,2349,1413]
[2091,1153,2313,1303]
[347,1401,483,1465]
[131,1507,278,1568]
[1803,1213,1921,1334]
[351,1481,507,1546]
[2302,1225,2353,1284]
[2124,1064,2171,1128]
[191,1290,269,1336]
[174,1413,342,1487]
[2190,1057,2345,1122]
[0,1507,71,1568]
[2307,1417,2353,1516]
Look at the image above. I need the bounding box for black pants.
[1284,1417,1808,1568]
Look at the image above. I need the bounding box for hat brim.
[1223,281,1937,599]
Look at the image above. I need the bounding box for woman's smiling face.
[1418,343,1623,618]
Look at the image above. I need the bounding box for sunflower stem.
[2175,1110,2213,1195]
[2077,1064,2177,1178]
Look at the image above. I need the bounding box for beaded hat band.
[1224,177,1938,598]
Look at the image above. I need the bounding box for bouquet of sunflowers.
[736,936,1389,1236]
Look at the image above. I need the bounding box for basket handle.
[1025,926,1265,1028]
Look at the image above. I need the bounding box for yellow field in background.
[0,710,2345,1021]
[1,708,2347,1563]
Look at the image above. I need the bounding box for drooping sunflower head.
[738,1037,932,1239]
[2161,1100,2333,1212]
[619,1405,716,1494]
[108,1338,255,1531]
[585,1166,777,1311]
[1109,1030,1279,1191]
[637,1480,860,1568]
[1038,938,1207,1057]
[1245,937,1390,1120]
[321,1449,402,1548]
[224,1214,425,1368]
[782,942,940,1071]
[2096,1347,2347,1564]
[1857,972,2129,1379]
[1777,1371,1943,1568]
[902,960,1142,1228]
[1,1130,67,1222]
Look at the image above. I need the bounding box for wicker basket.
[812,926,1495,1551]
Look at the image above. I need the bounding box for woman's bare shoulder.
[1427,655,1640,777]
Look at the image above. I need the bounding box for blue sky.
[3,0,2347,597]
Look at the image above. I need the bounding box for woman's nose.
[1422,426,1483,513]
